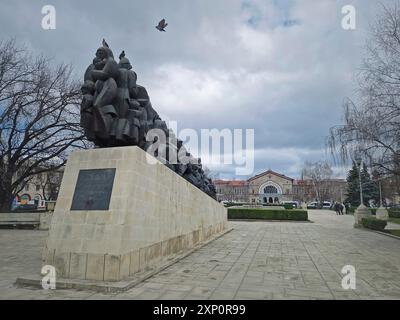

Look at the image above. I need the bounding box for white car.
[307,202,318,209]
[322,202,332,209]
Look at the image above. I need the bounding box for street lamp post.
[352,155,371,228]
[376,176,389,221]
[357,158,364,206]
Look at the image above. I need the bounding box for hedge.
[347,207,377,215]
[227,208,308,221]
[223,202,245,208]
[389,209,400,218]
[361,217,387,231]
[283,203,294,210]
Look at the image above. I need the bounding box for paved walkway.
[1,210,400,300]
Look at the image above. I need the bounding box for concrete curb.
[358,227,400,240]
[228,219,313,223]
[374,230,400,240]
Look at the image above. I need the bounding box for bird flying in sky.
[156,19,168,32]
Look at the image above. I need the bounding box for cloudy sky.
[0,0,393,179]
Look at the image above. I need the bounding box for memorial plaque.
[71,168,116,211]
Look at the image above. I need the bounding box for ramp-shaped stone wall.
[43,146,227,281]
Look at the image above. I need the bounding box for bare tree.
[302,161,333,203]
[0,39,88,211]
[382,174,400,204]
[328,2,400,180]
[37,166,64,201]
[293,180,315,203]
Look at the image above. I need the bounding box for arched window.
[34,194,42,205]
[20,194,31,205]
[264,186,278,194]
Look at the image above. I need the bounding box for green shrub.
[389,209,400,218]
[283,203,294,210]
[224,202,245,208]
[347,206,356,214]
[227,208,308,221]
[347,206,377,215]
[361,217,387,231]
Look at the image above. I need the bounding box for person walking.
[334,202,340,215]
[344,202,350,214]
[339,203,344,215]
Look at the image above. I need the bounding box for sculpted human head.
[118,51,132,70]
[93,46,114,69]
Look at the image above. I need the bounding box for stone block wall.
[43,146,227,281]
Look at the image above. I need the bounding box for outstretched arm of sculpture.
[92,58,119,81]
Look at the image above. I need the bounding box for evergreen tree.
[361,163,379,206]
[345,162,360,207]
[345,161,379,207]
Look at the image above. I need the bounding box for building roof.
[213,180,247,187]
[293,180,314,185]
[247,169,294,182]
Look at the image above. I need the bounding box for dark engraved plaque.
[71,168,116,211]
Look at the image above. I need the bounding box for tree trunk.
[0,186,13,212]
[312,181,320,203]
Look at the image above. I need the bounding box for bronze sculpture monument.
[80,40,217,199]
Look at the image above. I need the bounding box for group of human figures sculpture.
[80,40,216,199]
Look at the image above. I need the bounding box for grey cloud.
[0,0,392,178]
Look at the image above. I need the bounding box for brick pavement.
[1,210,400,300]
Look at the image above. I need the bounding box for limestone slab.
[43,146,227,281]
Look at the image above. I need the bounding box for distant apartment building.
[292,178,347,203]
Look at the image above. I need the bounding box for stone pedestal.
[42,146,227,281]
[354,204,371,228]
[376,207,389,221]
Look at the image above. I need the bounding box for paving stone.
[159,290,189,300]
[235,290,273,299]
[2,210,400,299]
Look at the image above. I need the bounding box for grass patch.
[389,209,400,218]
[389,218,400,225]
[227,207,308,221]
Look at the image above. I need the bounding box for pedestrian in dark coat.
[334,203,340,215]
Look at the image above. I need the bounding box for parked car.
[306,202,316,209]
[12,204,38,212]
[322,201,332,209]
